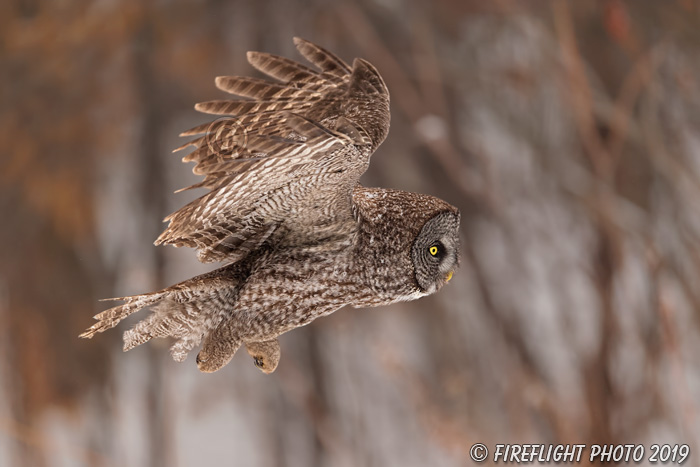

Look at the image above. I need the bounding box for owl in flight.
[81,38,460,374]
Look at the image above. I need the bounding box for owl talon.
[245,339,281,374]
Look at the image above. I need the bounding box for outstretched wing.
[156,37,390,263]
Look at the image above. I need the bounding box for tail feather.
[80,263,246,363]
[122,312,162,351]
[80,292,167,339]
[121,299,208,362]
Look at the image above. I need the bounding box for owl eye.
[429,242,446,259]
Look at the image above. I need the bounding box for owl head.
[353,187,460,301]
[411,210,460,295]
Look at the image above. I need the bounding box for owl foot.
[196,326,241,373]
[196,344,239,372]
[245,339,281,374]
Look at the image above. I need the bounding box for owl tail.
[80,289,226,363]
[80,265,244,363]
[80,292,168,340]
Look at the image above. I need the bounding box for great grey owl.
[81,38,460,374]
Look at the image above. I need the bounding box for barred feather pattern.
[122,285,239,362]
[80,39,461,374]
[156,37,389,264]
[81,262,251,362]
[190,187,460,373]
[80,293,168,338]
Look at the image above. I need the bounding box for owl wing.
[156,38,390,263]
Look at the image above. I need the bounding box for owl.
[81,38,460,374]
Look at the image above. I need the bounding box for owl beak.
[445,270,454,283]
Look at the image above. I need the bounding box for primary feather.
[156,37,390,264]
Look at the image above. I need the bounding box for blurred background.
[2,0,700,465]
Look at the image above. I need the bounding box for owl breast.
[232,244,369,340]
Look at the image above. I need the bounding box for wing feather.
[215,76,325,100]
[293,37,352,77]
[246,51,326,84]
[157,38,390,262]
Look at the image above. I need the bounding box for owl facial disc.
[411,211,460,294]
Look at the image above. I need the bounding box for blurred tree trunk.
[132,9,172,467]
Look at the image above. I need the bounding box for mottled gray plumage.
[81,38,460,373]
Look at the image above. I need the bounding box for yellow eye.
[429,246,438,256]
